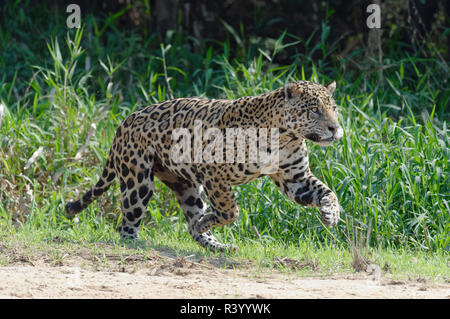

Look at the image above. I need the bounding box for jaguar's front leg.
[271,172,340,226]
[317,190,340,226]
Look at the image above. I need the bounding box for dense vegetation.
[0,1,448,259]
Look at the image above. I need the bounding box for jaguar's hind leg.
[154,164,233,251]
[179,185,234,251]
[116,149,154,240]
[194,179,239,236]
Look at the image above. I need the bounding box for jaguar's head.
[283,80,343,146]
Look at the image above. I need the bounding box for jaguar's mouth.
[304,133,320,142]
[305,133,334,145]
[319,137,334,143]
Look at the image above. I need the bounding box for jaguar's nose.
[328,126,337,135]
[328,125,343,140]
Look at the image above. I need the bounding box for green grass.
[0,3,448,280]
[0,212,448,281]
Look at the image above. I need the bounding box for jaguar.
[66,80,343,251]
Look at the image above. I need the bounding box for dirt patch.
[0,249,449,299]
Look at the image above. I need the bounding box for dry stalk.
[345,216,374,272]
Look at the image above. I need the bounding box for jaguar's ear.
[326,81,336,95]
[284,83,302,101]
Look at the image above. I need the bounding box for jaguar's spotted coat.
[66,80,343,251]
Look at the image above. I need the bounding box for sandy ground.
[0,255,449,299]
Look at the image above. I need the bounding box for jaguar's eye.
[311,107,319,114]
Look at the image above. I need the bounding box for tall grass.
[0,8,448,254]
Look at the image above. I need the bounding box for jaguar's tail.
[65,150,116,217]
